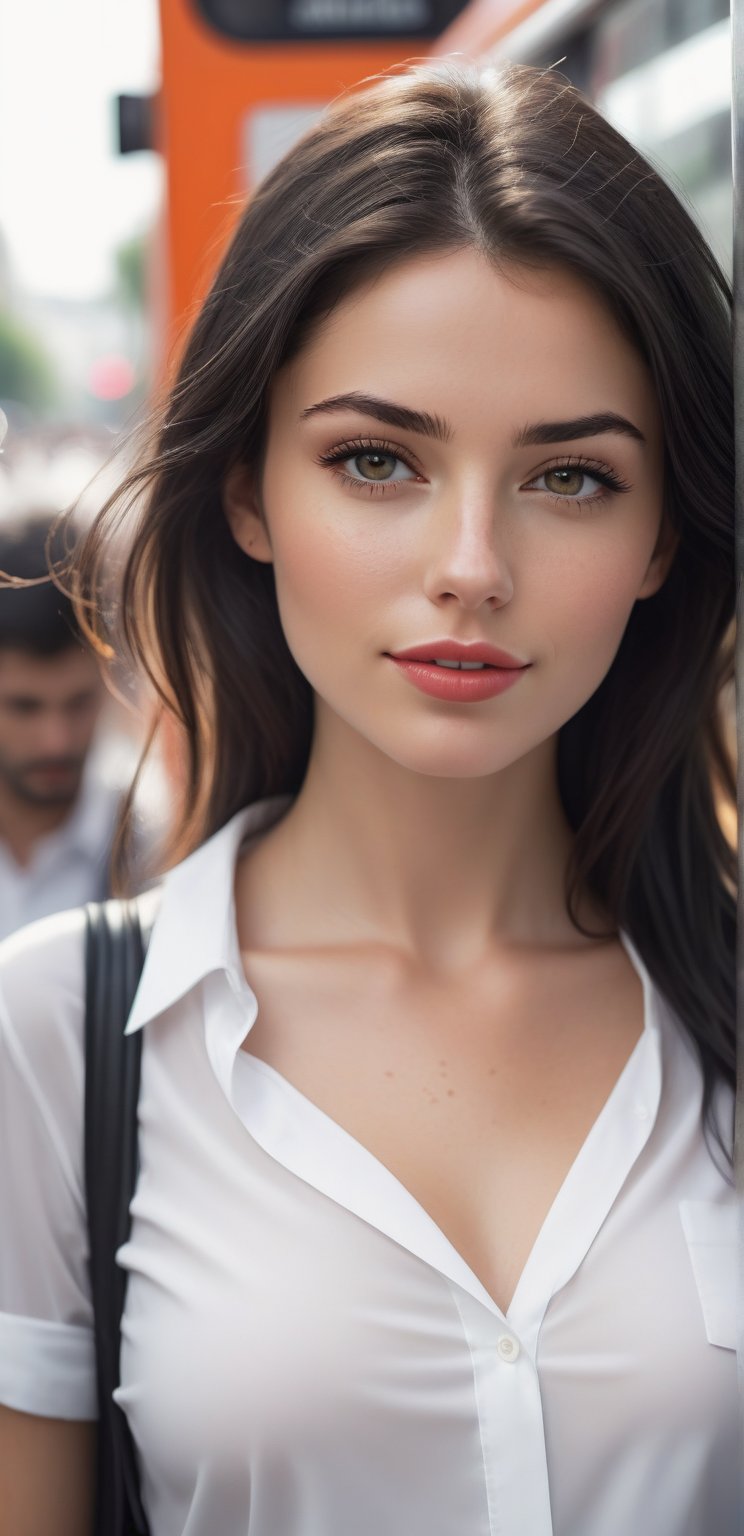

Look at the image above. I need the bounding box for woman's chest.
[238,942,645,1315]
[119,982,737,1532]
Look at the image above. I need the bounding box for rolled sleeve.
[0,1312,97,1419]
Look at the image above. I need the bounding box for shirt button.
[633,1102,649,1120]
[497,1334,520,1361]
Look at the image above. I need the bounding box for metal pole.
[732,0,744,1468]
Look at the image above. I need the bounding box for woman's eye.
[342,451,415,484]
[533,465,609,502]
[316,439,420,490]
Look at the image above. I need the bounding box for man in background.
[0,506,162,940]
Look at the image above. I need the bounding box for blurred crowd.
[0,407,171,939]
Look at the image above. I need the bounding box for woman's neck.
[238,718,608,978]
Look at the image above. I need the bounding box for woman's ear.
[223,463,273,563]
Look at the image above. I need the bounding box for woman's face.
[224,248,674,780]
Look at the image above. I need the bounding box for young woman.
[0,58,736,1536]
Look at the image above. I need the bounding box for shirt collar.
[124,793,295,1034]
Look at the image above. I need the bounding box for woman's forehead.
[270,249,662,449]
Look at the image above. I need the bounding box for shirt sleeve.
[0,906,97,1420]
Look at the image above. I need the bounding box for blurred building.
[438,0,731,275]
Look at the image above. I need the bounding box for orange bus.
[130,0,482,376]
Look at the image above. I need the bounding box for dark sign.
[193,0,468,43]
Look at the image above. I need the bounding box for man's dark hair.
[0,508,85,657]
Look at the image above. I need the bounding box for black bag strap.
[84,896,158,1536]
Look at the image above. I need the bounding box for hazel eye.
[528,457,632,507]
[316,438,421,494]
[547,463,599,494]
[541,466,601,498]
[345,451,414,483]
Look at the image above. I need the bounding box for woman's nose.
[421,495,515,610]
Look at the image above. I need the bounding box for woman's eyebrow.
[300,392,646,448]
[515,411,647,447]
[299,393,451,441]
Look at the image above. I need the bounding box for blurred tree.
[0,309,58,410]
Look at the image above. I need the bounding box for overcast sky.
[0,0,161,300]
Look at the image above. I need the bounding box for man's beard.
[0,759,84,808]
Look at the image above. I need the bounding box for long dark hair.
[61,59,736,1179]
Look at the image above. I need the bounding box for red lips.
[388,640,529,669]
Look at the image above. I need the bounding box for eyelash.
[315,436,633,506]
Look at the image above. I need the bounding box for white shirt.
[0,793,739,1536]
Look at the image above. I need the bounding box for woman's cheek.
[544,554,647,689]
[271,485,396,613]
[268,510,388,681]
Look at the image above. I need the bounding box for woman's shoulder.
[0,890,163,1108]
[0,888,161,1048]
[0,904,89,1058]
